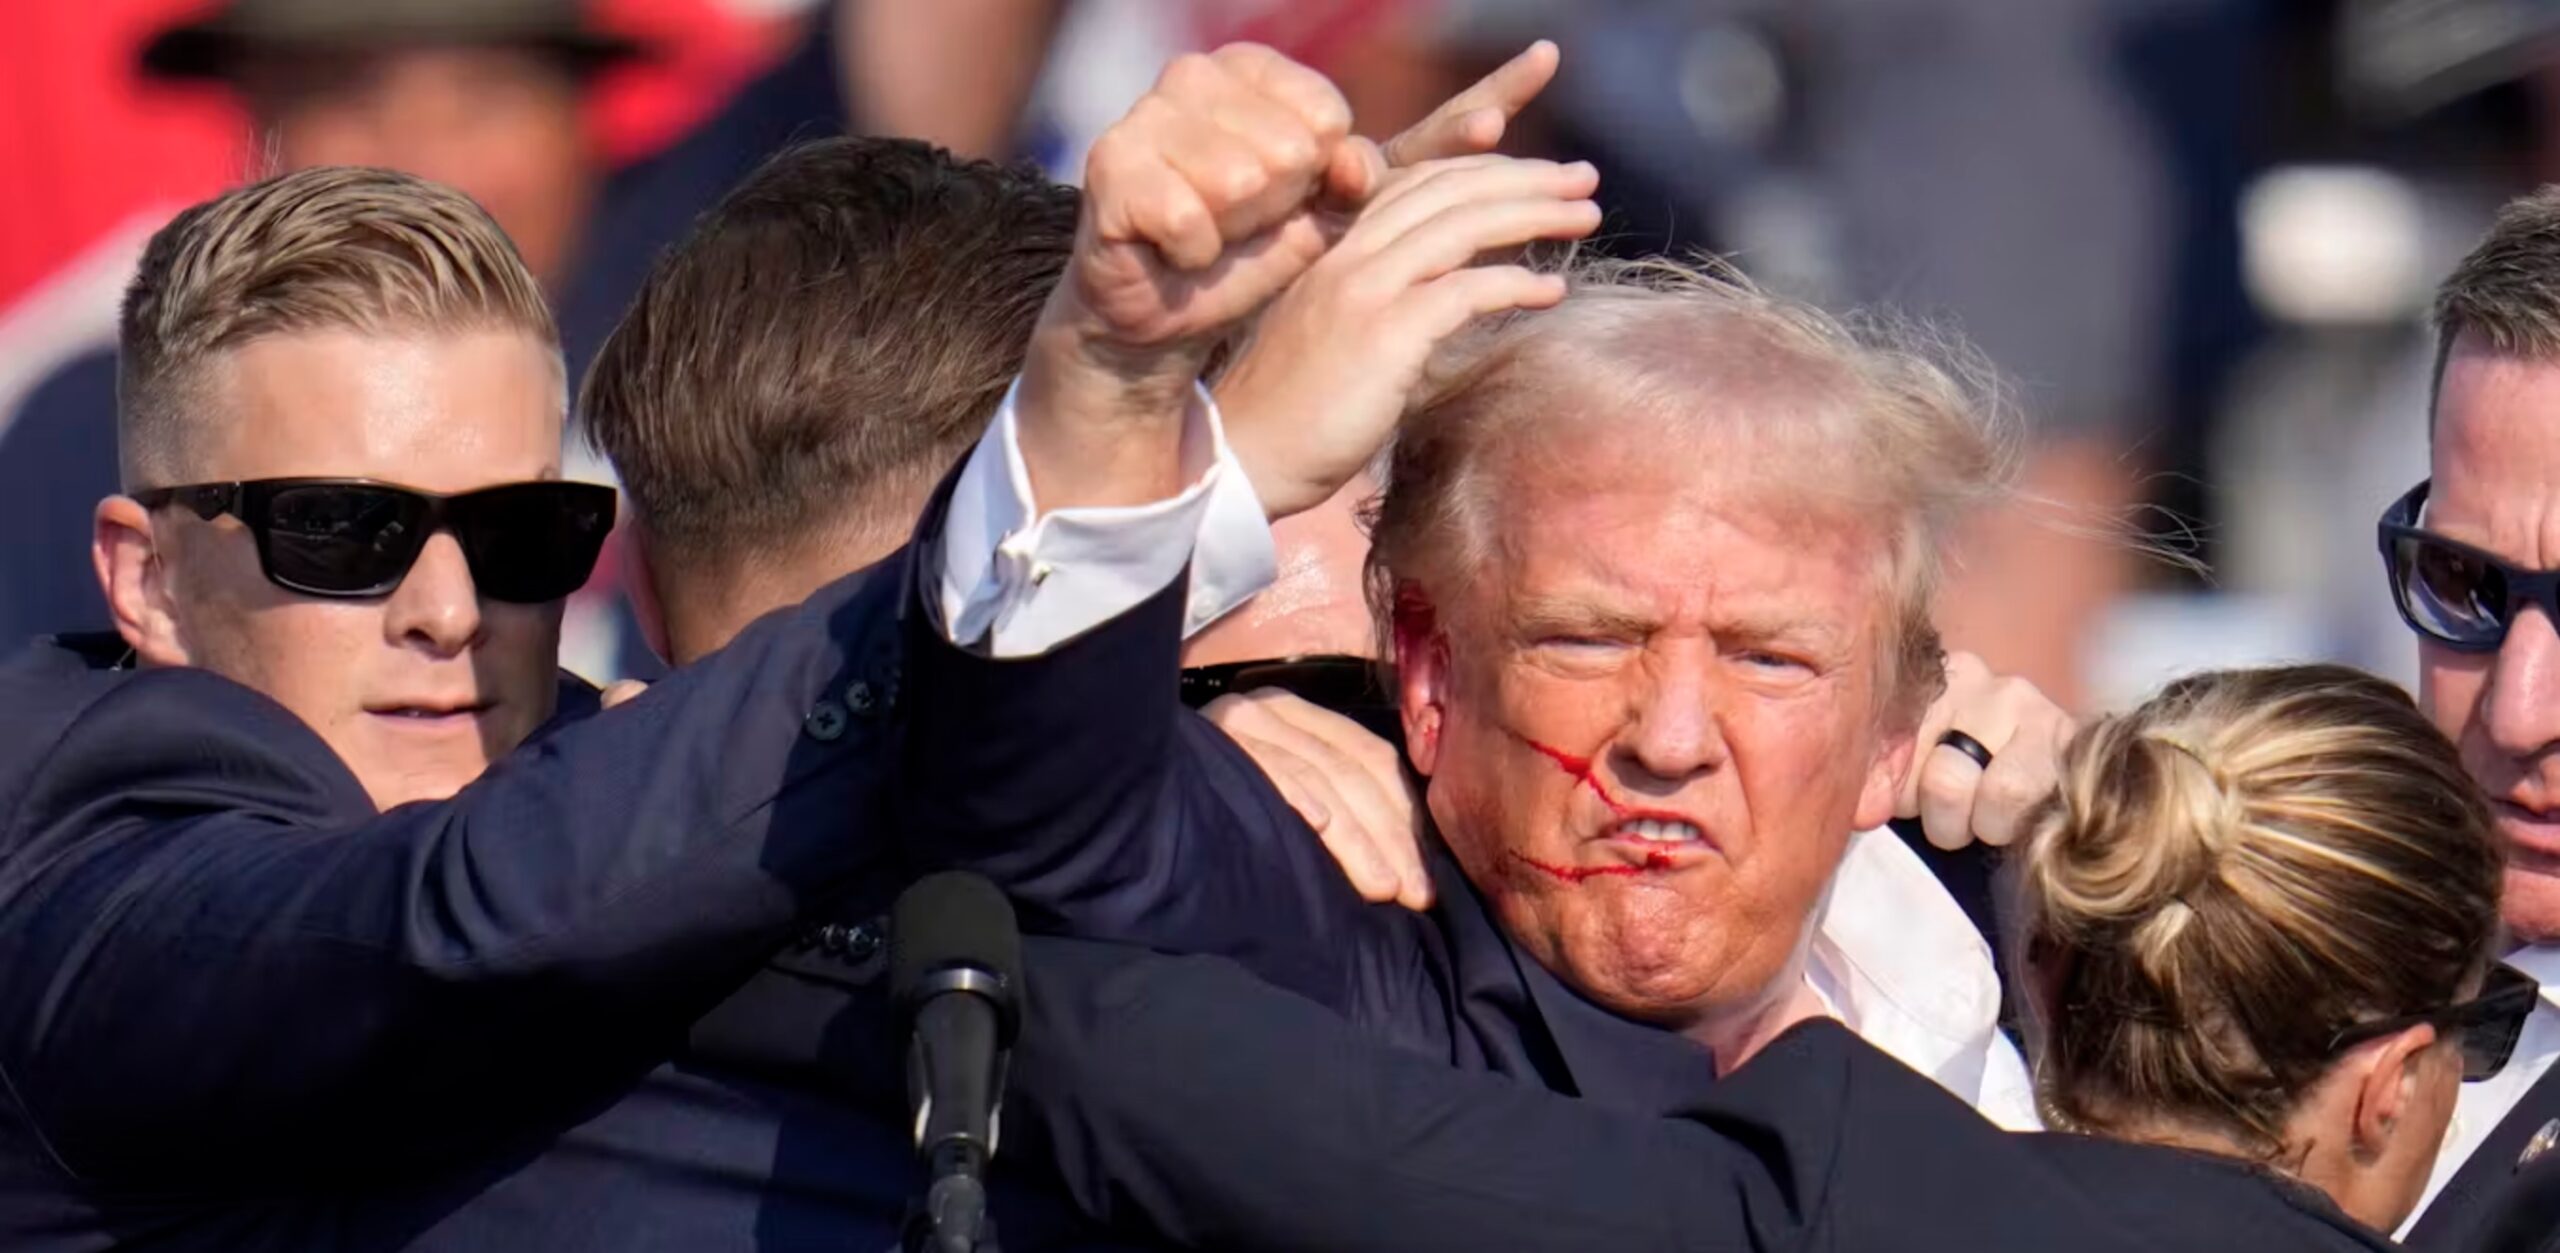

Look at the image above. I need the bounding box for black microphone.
[891,872,1023,1253]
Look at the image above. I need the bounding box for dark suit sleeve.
[897,536,1397,1009]
[0,576,898,1188]
[1010,940,1835,1253]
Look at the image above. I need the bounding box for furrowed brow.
[1506,593,1659,639]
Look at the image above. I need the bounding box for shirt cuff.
[938,378,1278,656]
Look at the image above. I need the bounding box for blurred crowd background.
[0,0,2538,709]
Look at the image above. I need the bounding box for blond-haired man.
[0,165,930,1251]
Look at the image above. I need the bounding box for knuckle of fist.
[1085,131,1142,181]
[1304,98,1353,138]
[1267,130,1321,174]
[1157,193,1211,238]
[1197,156,1267,208]
[1160,52,1222,96]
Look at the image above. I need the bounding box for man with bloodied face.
[901,247,2028,1116]
[1362,260,2015,1066]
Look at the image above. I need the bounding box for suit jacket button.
[2522,1119,2560,1169]
[845,679,879,718]
[804,699,849,742]
[846,922,882,960]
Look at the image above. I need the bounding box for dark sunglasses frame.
[132,477,616,605]
[2379,480,2560,652]
[2326,961,2540,1082]
[1179,654,1406,741]
[1179,654,1390,710]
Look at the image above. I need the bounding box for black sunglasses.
[134,477,616,604]
[2327,961,2540,1082]
[1179,655,1403,739]
[2380,480,2560,651]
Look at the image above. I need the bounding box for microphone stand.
[898,1142,996,1253]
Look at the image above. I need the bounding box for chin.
[1557,939,1731,1027]
[345,741,494,810]
[361,770,478,811]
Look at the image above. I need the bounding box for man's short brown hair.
[581,137,1077,571]
[117,165,558,487]
[2433,185,2560,421]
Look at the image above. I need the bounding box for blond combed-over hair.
[116,165,558,487]
[1364,254,2021,725]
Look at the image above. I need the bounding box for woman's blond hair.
[2016,664,2503,1154]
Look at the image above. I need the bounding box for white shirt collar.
[1806,826,2040,1128]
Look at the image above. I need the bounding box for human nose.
[2485,601,2560,761]
[1617,647,1729,786]
[381,532,486,657]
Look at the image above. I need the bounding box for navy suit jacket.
[895,522,2407,1251]
[0,557,1147,1252]
[1006,939,2397,1253]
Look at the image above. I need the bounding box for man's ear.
[1853,721,1917,831]
[94,495,187,665]
[2348,1023,2440,1160]
[1393,590,1450,776]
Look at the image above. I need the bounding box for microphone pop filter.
[891,871,1023,1039]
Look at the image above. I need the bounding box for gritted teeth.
[1613,817,1704,844]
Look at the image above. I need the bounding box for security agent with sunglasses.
[2360,184,2560,1250]
[0,167,1026,1253]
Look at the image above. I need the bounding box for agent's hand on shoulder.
[1206,687,1431,911]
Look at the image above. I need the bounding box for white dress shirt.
[938,381,1273,654]
[1811,827,2041,1129]
[2400,942,2560,1235]
[937,385,2036,1126]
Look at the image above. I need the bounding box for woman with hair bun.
[2013,663,2527,1236]
[996,664,2539,1251]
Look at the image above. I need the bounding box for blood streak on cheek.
[1519,738,1632,819]
[1509,735,1677,883]
[1508,849,1679,883]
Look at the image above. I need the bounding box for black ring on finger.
[1936,729,1995,771]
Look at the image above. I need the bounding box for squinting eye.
[1738,650,1811,673]
[1537,635,1625,653]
